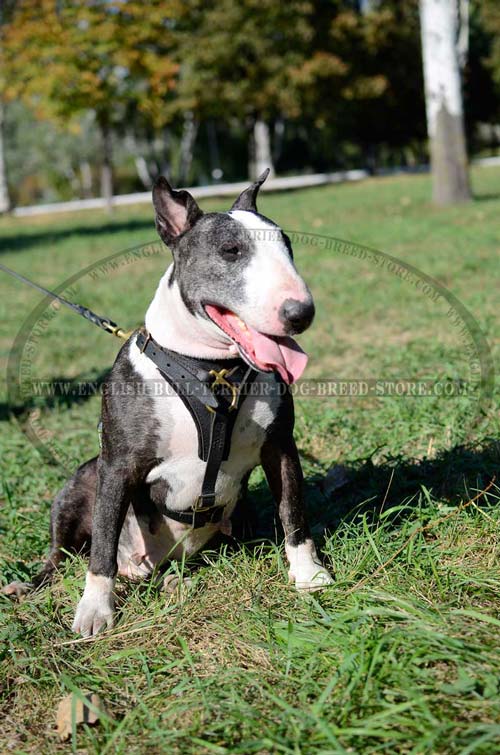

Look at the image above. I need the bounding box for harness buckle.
[208,367,239,410]
[193,495,217,512]
[139,331,152,353]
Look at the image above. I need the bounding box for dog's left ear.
[153,176,203,246]
[230,168,270,212]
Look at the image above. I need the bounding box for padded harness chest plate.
[136,331,258,528]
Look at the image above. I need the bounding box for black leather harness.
[136,330,258,528]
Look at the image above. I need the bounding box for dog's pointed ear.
[230,168,270,212]
[152,176,203,245]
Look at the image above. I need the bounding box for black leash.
[0,262,132,340]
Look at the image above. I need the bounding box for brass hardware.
[208,367,239,410]
[114,327,134,341]
[193,497,219,512]
[103,321,134,341]
[139,331,151,352]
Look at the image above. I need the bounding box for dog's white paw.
[72,573,115,637]
[286,539,334,593]
[1,580,32,599]
[291,565,334,592]
[72,597,115,637]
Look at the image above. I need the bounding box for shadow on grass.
[231,439,500,547]
[472,191,500,203]
[3,438,498,588]
[0,367,110,421]
[0,218,153,255]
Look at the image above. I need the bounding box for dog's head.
[152,170,314,383]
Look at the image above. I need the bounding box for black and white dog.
[3,170,333,636]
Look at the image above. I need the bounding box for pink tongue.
[247,324,308,384]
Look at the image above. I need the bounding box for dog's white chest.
[146,372,277,510]
[130,339,279,507]
[118,341,280,575]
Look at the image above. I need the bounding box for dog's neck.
[144,265,238,359]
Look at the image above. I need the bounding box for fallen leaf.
[56,691,109,741]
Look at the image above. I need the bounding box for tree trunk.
[206,120,222,181]
[134,156,153,189]
[178,111,198,186]
[0,101,10,214]
[249,118,275,180]
[80,161,92,198]
[99,122,114,212]
[157,126,171,180]
[272,118,285,166]
[125,129,155,189]
[419,0,471,205]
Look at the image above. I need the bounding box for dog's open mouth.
[204,304,308,384]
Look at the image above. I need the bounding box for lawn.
[0,167,499,754]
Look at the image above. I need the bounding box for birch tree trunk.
[249,119,275,180]
[125,130,155,189]
[99,122,114,212]
[0,3,12,213]
[178,111,198,186]
[419,0,471,205]
[80,161,92,198]
[0,101,10,214]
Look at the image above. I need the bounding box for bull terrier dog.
[3,169,333,636]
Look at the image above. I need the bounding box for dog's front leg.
[261,434,333,592]
[72,460,132,637]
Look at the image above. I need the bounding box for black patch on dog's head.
[173,212,255,316]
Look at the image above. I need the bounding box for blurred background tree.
[474,0,500,124]
[0,0,18,212]
[3,0,180,208]
[1,0,499,208]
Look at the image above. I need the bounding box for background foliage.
[1,0,500,205]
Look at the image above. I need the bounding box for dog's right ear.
[230,168,270,212]
[152,177,203,246]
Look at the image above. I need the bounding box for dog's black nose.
[279,298,315,334]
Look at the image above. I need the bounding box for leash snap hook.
[103,320,134,341]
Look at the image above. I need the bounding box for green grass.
[1,168,499,753]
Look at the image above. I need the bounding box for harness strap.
[136,329,219,407]
[136,330,257,528]
[199,410,230,508]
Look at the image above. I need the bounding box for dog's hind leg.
[2,456,97,598]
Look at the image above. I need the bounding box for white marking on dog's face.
[145,267,236,357]
[72,572,115,637]
[286,539,334,592]
[228,210,312,335]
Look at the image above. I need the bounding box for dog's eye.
[220,246,240,259]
